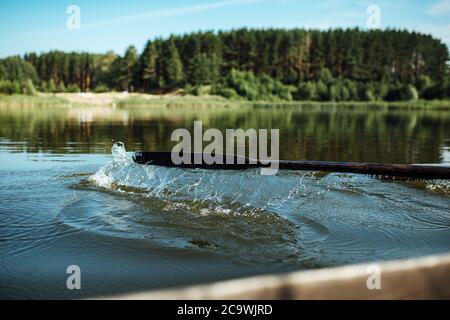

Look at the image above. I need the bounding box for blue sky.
[0,0,449,57]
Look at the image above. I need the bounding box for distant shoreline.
[1,93,450,109]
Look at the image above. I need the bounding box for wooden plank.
[100,253,450,300]
[132,152,450,179]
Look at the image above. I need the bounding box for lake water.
[0,102,449,299]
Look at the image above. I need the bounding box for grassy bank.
[1,93,450,110]
[0,94,69,106]
[249,99,450,110]
[114,95,450,110]
[114,95,237,108]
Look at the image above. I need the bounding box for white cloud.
[85,0,264,28]
[18,0,265,37]
[427,0,450,16]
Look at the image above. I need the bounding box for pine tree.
[162,39,184,88]
[140,41,159,91]
[189,53,220,86]
[122,46,138,92]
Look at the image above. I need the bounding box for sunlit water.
[0,103,449,298]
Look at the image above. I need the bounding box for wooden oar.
[132,151,450,180]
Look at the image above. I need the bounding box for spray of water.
[89,143,324,214]
[79,143,450,266]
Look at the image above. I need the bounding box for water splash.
[84,143,323,266]
[88,143,323,214]
[79,143,450,267]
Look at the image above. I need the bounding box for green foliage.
[93,84,110,93]
[345,80,359,100]
[185,84,213,96]
[57,82,66,93]
[0,56,37,83]
[218,69,293,101]
[357,83,376,102]
[318,68,333,84]
[223,69,258,100]
[402,84,419,101]
[338,84,350,101]
[109,46,139,92]
[139,41,159,91]
[423,81,448,100]
[0,80,19,94]
[315,81,329,101]
[11,81,20,94]
[294,82,316,100]
[415,75,432,97]
[162,39,184,88]
[93,51,117,90]
[189,53,220,86]
[446,77,450,100]
[122,46,139,92]
[0,79,37,95]
[386,84,419,101]
[214,87,240,100]
[48,79,57,93]
[22,79,37,96]
[374,81,390,101]
[385,85,402,101]
[39,81,49,93]
[66,84,80,93]
[0,28,447,101]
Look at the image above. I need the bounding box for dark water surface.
[0,103,449,299]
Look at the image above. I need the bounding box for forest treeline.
[0,28,449,101]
